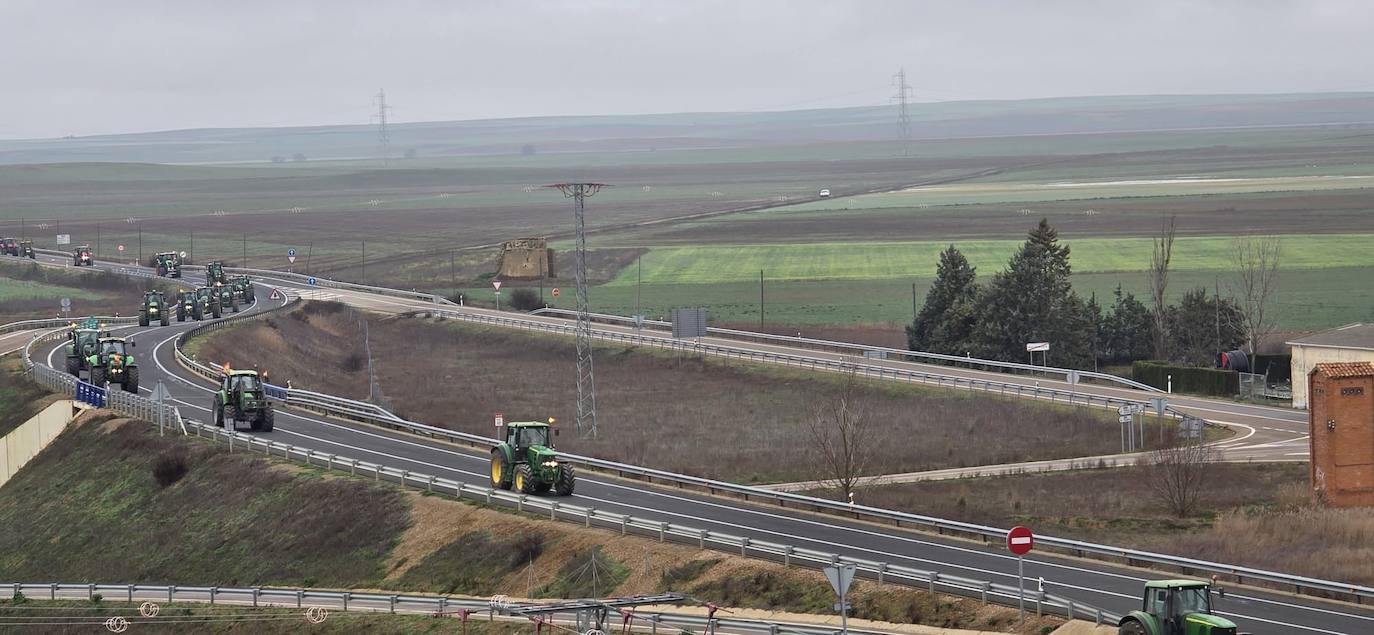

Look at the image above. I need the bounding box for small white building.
[1288,323,1374,409]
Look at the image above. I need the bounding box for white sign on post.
[56,234,70,245]
[1025,342,1050,352]
[494,412,505,428]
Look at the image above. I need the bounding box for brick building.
[1309,362,1374,507]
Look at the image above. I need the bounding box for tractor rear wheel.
[90,366,107,387]
[231,295,239,312]
[123,367,139,393]
[211,303,221,319]
[554,464,576,496]
[139,312,149,327]
[213,402,224,427]
[1117,620,1147,635]
[515,464,536,494]
[490,450,512,490]
[65,355,80,375]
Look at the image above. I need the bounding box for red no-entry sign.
[1007,526,1034,555]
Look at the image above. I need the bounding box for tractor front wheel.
[490,450,512,490]
[160,313,169,327]
[261,409,274,432]
[139,312,149,327]
[90,367,107,387]
[65,356,80,375]
[555,464,576,496]
[123,367,139,393]
[515,464,536,494]
[1117,620,1147,635]
[213,402,224,428]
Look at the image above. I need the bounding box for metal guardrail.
[223,266,457,306]
[531,307,1162,393]
[0,582,999,635]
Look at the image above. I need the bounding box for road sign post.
[150,381,173,437]
[1006,526,1034,621]
[492,280,502,310]
[823,564,855,635]
[494,412,505,439]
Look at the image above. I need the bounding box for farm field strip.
[604,233,1374,286]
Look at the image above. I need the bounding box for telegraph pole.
[892,68,914,156]
[759,269,765,329]
[548,183,609,438]
[361,240,366,284]
[242,233,247,268]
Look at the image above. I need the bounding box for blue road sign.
[307,277,317,285]
[287,248,297,257]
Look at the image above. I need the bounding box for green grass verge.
[0,278,103,303]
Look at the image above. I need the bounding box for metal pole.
[912,282,918,322]
[137,223,142,264]
[306,243,312,274]
[636,255,642,319]
[759,269,764,329]
[189,230,194,264]
[96,222,101,258]
[361,240,366,284]
[840,597,848,635]
[242,233,247,268]
[1018,555,1025,621]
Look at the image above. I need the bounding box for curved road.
[18,253,1363,634]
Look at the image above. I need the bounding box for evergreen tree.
[1102,284,1153,364]
[1167,287,1246,365]
[971,219,1095,368]
[906,245,979,354]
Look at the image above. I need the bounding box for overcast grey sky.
[2,0,1371,139]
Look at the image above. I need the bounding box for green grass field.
[602,234,1374,285]
[0,278,102,303]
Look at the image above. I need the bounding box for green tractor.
[212,281,239,312]
[87,336,139,393]
[1118,580,1243,635]
[196,286,223,319]
[176,289,206,321]
[212,369,274,432]
[206,261,228,285]
[150,251,183,278]
[489,420,575,496]
[73,244,93,266]
[139,290,171,327]
[64,317,105,376]
[17,240,35,259]
[230,275,255,304]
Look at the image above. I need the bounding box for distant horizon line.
[6,89,1372,144]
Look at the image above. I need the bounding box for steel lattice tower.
[892,69,914,156]
[549,183,608,437]
[373,89,392,163]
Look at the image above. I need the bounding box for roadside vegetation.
[0,357,59,437]
[191,302,1164,484]
[0,403,1059,633]
[834,462,1374,586]
[0,260,186,323]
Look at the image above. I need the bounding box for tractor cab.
[1119,580,1241,635]
[17,240,35,258]
[505,422,553,450]
[225,371,262,396]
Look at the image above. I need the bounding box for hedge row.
[1132,361,1239,397]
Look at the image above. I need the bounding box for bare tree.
[1148,215,1177,360]
[803,363,873,501]
[1145,438,1212,517]
[1228,236,1281,356]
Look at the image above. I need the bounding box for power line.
[892,68,914,156]
[548,182,609,438]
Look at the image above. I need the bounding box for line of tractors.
[1,237,37,259]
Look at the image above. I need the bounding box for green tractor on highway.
[64,317,105,376]
[176,289,206,321]
[230,275,255,304]
[150,251,183,278]
[212,369,274,432]
[73,244,93,266]
[87,336,139,393]
[490,420,575,496]
[206,261,228,285]
[212,281,239,312]
[139,290,171,327]
[1118,580,1243,635]
[17,240,35,259]
[196,286,224,318]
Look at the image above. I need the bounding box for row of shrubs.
[1132,361,1240,397]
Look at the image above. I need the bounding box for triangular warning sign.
[270,290,281,300]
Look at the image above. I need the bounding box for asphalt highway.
[17,253,1363,634]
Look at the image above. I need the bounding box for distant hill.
[1,92,1371,166]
